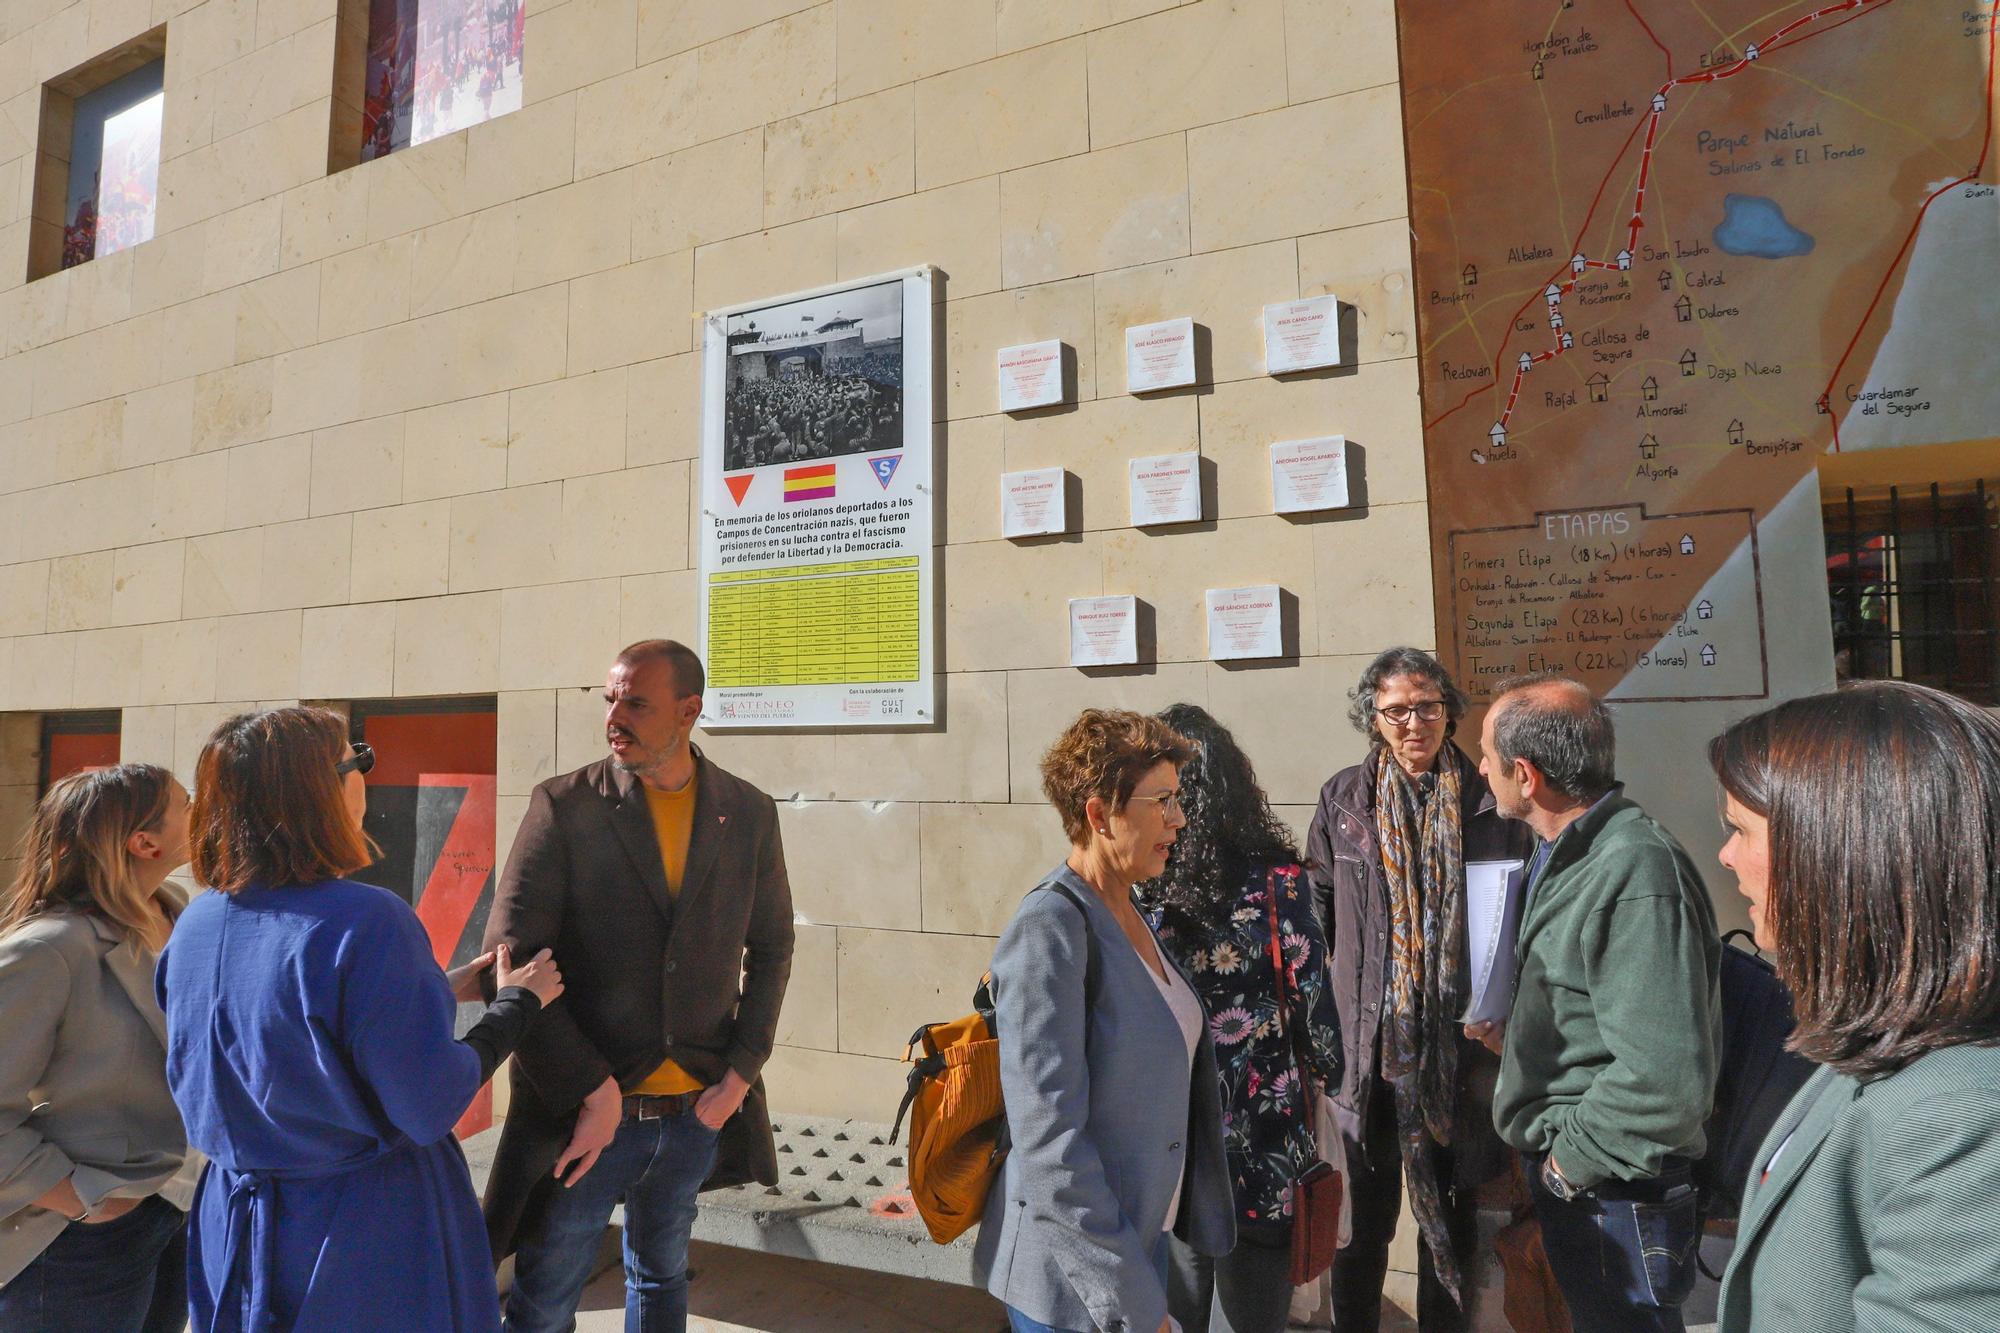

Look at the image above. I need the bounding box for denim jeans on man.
[0,1194,187,1333]
[503,1109,722,1333]
[1524,1153,1699,1333]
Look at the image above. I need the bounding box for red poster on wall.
[351,703,499,1138]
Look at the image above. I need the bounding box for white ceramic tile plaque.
[1124,316,1196,393]
[1262,294,1343,374]
[997,340,1065,411]
[1270,435,1350,513]
[1128,452,1202,527]
[1206,584,1283,661]
[1001,467,1067,538]
[1070,595,1139,667]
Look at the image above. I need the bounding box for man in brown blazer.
[482,639,794,1333]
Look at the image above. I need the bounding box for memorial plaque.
[1262,295,1343,374]
[1206,584,1284,660]
[1002,467,1067,538]
[1128,452,1201,527]
[1124,317,1196,393]
[1270,436,1350,513]
[1069,595,1139,667]
[998,340,1065,411]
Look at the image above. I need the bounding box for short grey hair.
[1346,647,1471,742]
[1490,672,1616,801]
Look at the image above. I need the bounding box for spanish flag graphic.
[783,463,837,502]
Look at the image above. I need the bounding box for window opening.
[1825,481,1999,705]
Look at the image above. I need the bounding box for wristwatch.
[1540,1154,1583,1202]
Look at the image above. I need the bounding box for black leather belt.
[622,1091,701,1121]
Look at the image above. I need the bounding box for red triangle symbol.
[725,474,754,506]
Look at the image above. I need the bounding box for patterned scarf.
[1374,742,1469,1306]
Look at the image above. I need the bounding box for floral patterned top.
[1149,860,1344,1237]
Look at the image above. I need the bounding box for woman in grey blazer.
[1708,682,2000,1333]
[0,764,197,1333]
[974,709,1236,1333]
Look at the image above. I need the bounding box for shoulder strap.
[1041,879,1102,1006]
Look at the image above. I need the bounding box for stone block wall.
[0,0,1426,1122]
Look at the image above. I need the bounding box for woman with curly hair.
[974,709,1235,1333]
[1305,648,1532,1330]
[1140,703,1343,1333]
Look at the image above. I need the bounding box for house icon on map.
[1728,419,1745,445]
[1640,434,1659,460]
[1587,373,1609,401]
[1680,534,1697,555]
[1701,644,1718,666]
[1675,296,1693,322]
[1679,350,1698,376]
[1641,376,1660,401]
[1462,263,1478,286]
[1490,422,1507,448]
[1696,600,1714,620]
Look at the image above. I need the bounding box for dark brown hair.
[191,707,375,893]
[1709,681,2000,1078]
[617,639,704,698]
[1039,709,1195,846]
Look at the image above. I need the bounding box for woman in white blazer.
[0,764,197,1333]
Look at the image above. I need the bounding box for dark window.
[1825,481,1999,705]
[39,710,122,793]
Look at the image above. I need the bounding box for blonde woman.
[0,765,196,1333]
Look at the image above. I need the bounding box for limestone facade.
[0,0,1419,1122]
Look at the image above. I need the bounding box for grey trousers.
[1166,1230,1295,1333]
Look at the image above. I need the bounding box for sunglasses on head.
[336,742,376,776]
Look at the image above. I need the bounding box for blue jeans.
[0,1194,187,1333]
[503,1109,722,1333]
[1525,1153,1698,1333]
[1006,1235,1171,1333]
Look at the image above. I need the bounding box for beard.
[609,729,678,774]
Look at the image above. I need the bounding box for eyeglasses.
[1128,790,1184,816]
[1377,701,1448,726]
[336,742,376,776]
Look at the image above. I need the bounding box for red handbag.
[1265,870,1344,1285]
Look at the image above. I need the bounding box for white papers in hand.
[1461,859,1527,1025]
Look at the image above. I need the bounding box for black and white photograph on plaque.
[722,279,905,472]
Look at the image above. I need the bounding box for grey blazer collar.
[1733,1065,1856,1253]
[85,912,168,1050]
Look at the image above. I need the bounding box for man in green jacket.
[1474,674,1720,1332]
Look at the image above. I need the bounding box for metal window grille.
[1824,481,2000,705]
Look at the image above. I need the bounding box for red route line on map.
[1624,0,1675,78]
[1425,0,1904,438]
[1821,9,1996,450]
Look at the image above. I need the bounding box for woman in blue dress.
[158,707,563,1332]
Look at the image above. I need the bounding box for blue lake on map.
[1713,193,1816,258]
